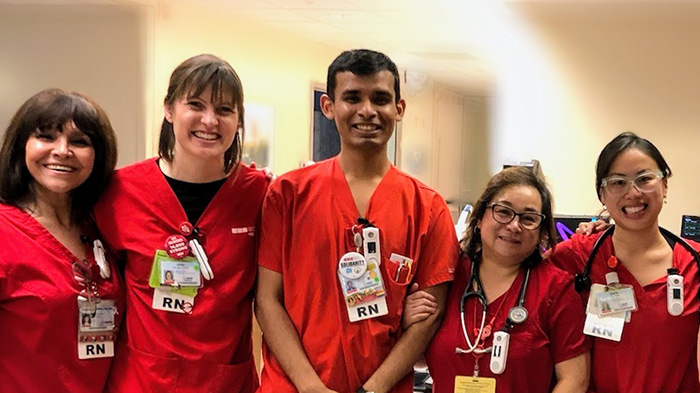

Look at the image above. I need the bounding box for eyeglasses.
[601,170,664,197]
[487,203,545,230]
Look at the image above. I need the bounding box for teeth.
[355,124,378,131]
[193,131,219,140]
[45,164,74,172]
[624,205,645,214]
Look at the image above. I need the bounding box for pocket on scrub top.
[213,358,258,393]
[116,342,181,390]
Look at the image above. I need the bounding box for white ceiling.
[0,0,499,95]
[6,0,695,95]
[178,0,497,95]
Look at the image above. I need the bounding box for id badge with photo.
[338,252,388,322]
[583,284,625,342]
[160,260,201,287]
[595,285,637,317]
[149,250,199,314]
[77,298,117,359]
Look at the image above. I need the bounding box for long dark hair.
[0,88,117,223]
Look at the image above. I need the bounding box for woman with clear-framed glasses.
[407,166,590,392]
[549,132,700,393]
[0,89,123,392]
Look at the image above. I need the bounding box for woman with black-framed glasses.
[549,132,700,393]
[405,166,590,393]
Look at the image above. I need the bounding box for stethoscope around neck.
[574,225,700,293]
[456,259,531,354]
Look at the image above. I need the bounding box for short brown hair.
[0,88,118,222]
[461,166,556,268]
[159,54,245,173]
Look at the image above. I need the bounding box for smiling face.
[24,121,95,199]
[321,71,405,153]
[164,85,240,166]
[600,148,667,232]
[478,185,543,266]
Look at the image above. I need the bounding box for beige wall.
[496,3,700,232]
[0,4,148,168]
[150,1,340,174]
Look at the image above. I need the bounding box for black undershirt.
[163,174,227,224]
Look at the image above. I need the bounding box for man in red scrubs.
[255,49,459,393]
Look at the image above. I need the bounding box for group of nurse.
[406,132,700,392]
[0,54,265,392]
[0,48,697,393]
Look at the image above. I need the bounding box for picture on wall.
[242,103,274,168]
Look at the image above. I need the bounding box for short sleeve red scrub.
[0,204,124,393]
[550,232,700,393]
[93,159,268,393]
[425,255,589,393]
[257,157,459,393]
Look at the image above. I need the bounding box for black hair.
[326,49,401,102]
[595,132,672,201]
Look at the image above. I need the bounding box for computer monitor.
[553,215,598,243]
[681,215,700,242]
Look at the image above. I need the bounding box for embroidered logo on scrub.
[231,226,255,236]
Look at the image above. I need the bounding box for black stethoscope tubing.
[457,259,531,354]
[574,225,700,293]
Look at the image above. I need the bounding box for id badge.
[338,252,388,322]
[583,284,625,342]
[152,287,195,314]
[77,298,117,359]
[160,260,201,287]
[454,375,496,393]
[595,285,637,316]
[149,250,199,314]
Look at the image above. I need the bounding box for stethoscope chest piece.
[508,306,528,325]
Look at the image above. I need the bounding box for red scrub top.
[257,157,459,393]
[93,159,268,393]
[425,255,589,393]
[550,232,700,393]
[0,204,124,393]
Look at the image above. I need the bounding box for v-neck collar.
[144,158,236,230]
[329,156,400,227]
[5,204,85,265]
[605,236,675,292]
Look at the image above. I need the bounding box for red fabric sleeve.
[257,180,285,273]
[412,194,458,289]
[547,273,591,364]
[548,234,593,276]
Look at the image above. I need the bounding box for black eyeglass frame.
[487,203,546,230]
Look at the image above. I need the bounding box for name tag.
[78,341,115,360]
[347,297,389,322]
[152,288,195,314]
[454,376,496,393]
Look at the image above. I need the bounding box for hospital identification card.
[584,284,625,341]
[454,376,496,393]
[338,252,388,322]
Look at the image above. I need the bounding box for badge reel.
[667,268,684,316]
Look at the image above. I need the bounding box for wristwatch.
[356,387,375,393]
